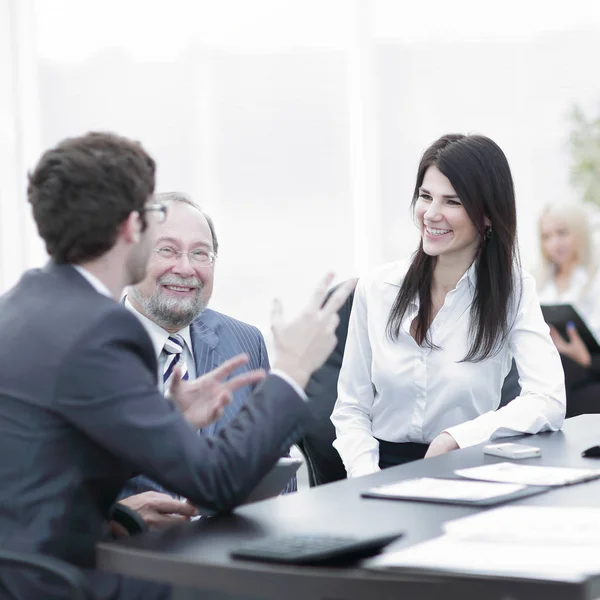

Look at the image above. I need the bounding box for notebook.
[361,476,549,506]
[455,462,600,487]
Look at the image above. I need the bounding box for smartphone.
[483,442,541,459]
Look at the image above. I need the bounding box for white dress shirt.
[331,261,566,478]
[73,265,112,298]
[124,298,197,391]
[537,266,600,342]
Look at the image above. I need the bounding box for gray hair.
[155,191,219,254]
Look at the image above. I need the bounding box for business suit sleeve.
[54,309,312,513]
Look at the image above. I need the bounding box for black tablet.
[540,304,600,354]
[194,458,303,517]
[243,457,303,504]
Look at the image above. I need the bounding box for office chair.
[0,505,144,599]
[0,550,94,600]
[294,438,322,488]
[500,360,520,407]
[298,281,357,486]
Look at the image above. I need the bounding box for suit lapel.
[190,319,225,435]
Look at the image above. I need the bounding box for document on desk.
[362,477,526,505]
[366,506,600,582]
[455,461,600,486]
[442,506,600,545]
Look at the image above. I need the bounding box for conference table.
[98,415,600,600]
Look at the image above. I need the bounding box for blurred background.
[3,0,600,336]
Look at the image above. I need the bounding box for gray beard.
[130,280,206,330]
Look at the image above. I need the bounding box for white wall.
[0,0,45,290]
[2,0,600,335]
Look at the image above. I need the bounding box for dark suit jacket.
[0,264,311,599]
[191,309,270,435]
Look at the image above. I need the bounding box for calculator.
[483,442,542,459]
[230,532,403,566]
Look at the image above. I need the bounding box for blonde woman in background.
[537,201,600,416]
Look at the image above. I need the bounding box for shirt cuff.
[270,369,308,402]
[348,454,381,478]
[442,423,481,449]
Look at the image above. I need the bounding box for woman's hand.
[424,432,459,458]
[549,323,591,368]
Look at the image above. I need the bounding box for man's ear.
[121,212,142,244]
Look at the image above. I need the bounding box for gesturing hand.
[169,355,266,429]
[549,323,591,368]
[271,273,355,389]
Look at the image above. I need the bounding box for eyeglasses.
[154,246,217,266]
[141,203,168,223]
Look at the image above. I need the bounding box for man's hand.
[118,492,198,530]
[170,355,266,429]
[425,432,459,458]
[549,323,591,368]
[271,273,355,388]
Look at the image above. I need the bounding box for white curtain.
[3,0,600,334]
[0,0,45,291]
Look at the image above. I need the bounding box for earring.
[485,226,492,240]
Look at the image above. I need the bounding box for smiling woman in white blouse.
[331,133,566,478]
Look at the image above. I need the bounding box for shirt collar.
[124,296,193,358]
[73,265,113,298]
[383,258,478,310]
[462,259,478,288]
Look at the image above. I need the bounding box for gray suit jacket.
[122,309,297,496]
[192,309,270,436]
[0,264,311,600]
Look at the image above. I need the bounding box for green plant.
[569,105,600,206]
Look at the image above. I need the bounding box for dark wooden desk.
[98,415,600,599]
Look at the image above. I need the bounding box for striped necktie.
[162,334,189,393]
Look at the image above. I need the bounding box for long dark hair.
[386,133,520,362]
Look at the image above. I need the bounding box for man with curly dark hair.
[0,131,352,599]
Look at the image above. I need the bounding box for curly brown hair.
[28,131,156,264]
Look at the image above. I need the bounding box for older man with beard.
[118,192,294,528]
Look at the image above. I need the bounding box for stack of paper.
[443,506,600,545]
[366,506,600,581]
[363,477,526,503]
[455,462,600,486]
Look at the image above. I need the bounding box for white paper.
[366,506,600,581]
[366,477,525,501]
[443,506,600,545]
[366,535,596,582]
[455,462,600,486]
